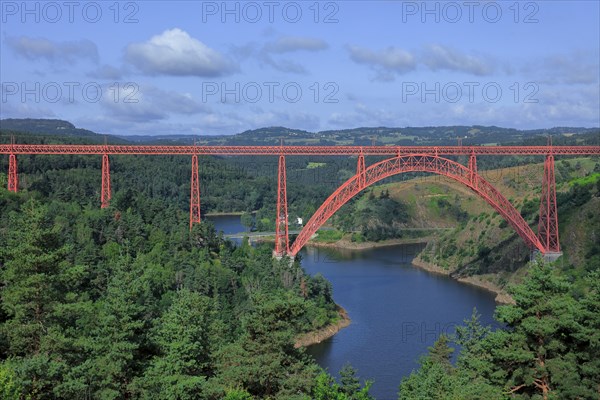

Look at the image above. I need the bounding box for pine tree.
[575,271,600,397]
[454,308,495,378]
[486,260,587,399]
[137,289,215,398]
[215,291,319,398]
[427,334,454,372]
[339,363,361,395]
[1,200,70,355]
[0,199,71,396]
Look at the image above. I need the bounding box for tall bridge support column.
[275,154,289,257]
[101,154,111,209]
[357,150,366,189]
[190,154,201,230]
[468,151,478,189]
[8,154,18,192]
[538,152,561,258]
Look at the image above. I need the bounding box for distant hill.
[1,118,598,146]
[0,119,128,144]
[0,119,100,137]
[123,125,598,147]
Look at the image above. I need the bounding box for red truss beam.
[289,155,545,257]
[275,154,289,256]
[101,154,111,209]
[8,154,18,192]
[538,154,560,253]
[1,144,599,156]
[190,155,201,230]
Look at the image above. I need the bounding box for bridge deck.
[1,145,599,156]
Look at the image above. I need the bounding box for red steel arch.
[289,154,544,256]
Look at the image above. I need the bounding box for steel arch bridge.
[3,142,600,258]
[289,154,543,256]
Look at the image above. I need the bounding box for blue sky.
[1,1,599,135]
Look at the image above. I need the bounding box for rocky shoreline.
[411,258,514,304]
[307,236,432,251]
[294,306,351,348]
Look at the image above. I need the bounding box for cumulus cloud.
[348,45,416,80]
[347,43,496,80]
[421,44,493,76]
[124,28,237,77]
[5,36,99,63]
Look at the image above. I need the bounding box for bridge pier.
[101,154,111,208]
[274,153,289,256]
[468,151,478,189]
[8,154,18,192]
[190,154,201,230]
[357,149,366,189]
[537,151,560,253]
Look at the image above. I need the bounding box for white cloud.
[347,45,416,80]
[124,28,237,77]
[348,45,416,72]
[347,43,495,80]
[5,36,98,63]
[421,44,493,76]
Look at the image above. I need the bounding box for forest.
[2,184,598,399]
[0,188,378,399]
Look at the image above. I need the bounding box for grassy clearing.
[569,172,600,187]
[313,229,345,243]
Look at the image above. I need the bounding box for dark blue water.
[206,214,244,234]
[208,215,499,400]
[300,246,498,399]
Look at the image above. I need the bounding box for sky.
[1,0,599,136]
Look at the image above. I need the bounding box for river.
[207,215,499,400]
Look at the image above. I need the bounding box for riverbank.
[307,236,432,251]
[294,306,351,348]
[411,258,514,304]
[456,276,515,305]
